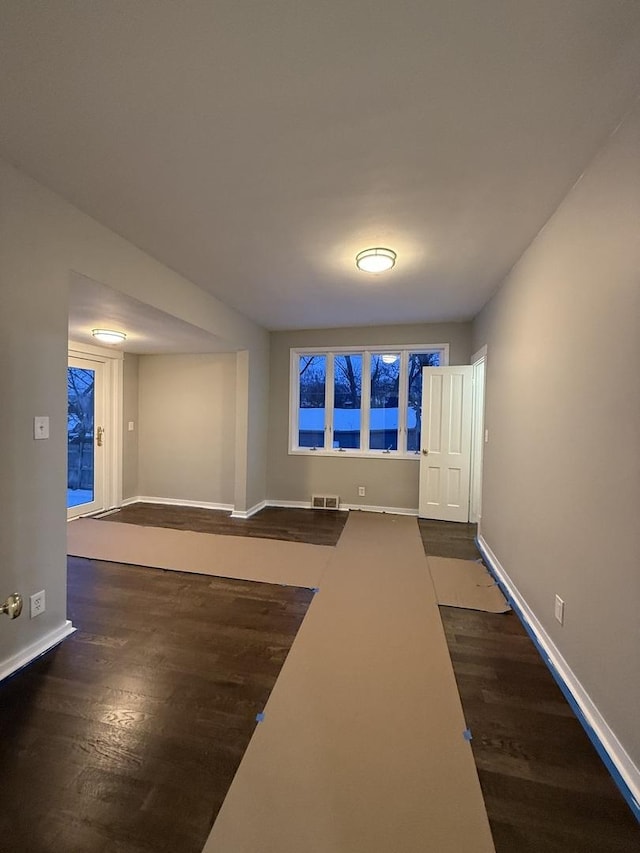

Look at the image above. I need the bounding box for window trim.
[289,343,450,458]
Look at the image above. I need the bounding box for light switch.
[128,421,135,431]
[484,429,489,443]
[34,416,49,440]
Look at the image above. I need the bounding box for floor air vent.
[311,494,340,510]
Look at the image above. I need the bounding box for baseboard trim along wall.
[0,621,75,683]
[123,496,235,512]
[119,497,419,517]
[230,500,268,520]
[477,534,640,822]
[267,500,319,510]
[268,500,418,516]
[341,502,418,516]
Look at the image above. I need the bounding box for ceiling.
[1,1,640,335]
[68,273,228,355]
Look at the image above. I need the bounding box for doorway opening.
[469,346,487,525]
[417,350,486,524]
[67,344,123,519]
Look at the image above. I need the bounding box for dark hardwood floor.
[0,558,313,853]
[418,516,481,560]
[3,507,637,852]
[421,518,640,853]
[100,505,639,850]
[100,503,347,546]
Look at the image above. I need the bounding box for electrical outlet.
[554,594,564,625]
[30,590,46,618]
[358,486,366,497]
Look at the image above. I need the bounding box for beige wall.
[233,347,271,514]
[246,349,270,510]
[0,187,69,665]
[267,323,472,509]
[0,157,266,675]
[137,353,237,505]
[473,101,640,769]
[122,353,139,500]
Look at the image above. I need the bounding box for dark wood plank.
[6,508,636,852]
[420,518,640,853]
[0,557,313,853]
[99,503,347,546]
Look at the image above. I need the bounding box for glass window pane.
[406,351,441,452]
[333,354,362,449]
[298,355,326,448]
[370,354,400,450]
[67,367,95,507]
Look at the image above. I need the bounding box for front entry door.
[67,356,106,518]
[418,366,473,522]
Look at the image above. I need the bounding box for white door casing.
[67,355,106,518]
[469,353,486,524]
[418,365,473,522]
[67,343,123,519]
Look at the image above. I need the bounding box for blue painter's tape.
[463,728,472,741]
[256,712,265,723]
[311,587,320,594]
[475,535,640,823]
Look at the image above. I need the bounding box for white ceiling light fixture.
[92,329,127,344]
[355,247,396,274]
[381,353,399,364]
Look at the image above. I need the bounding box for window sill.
[288,449,422,460]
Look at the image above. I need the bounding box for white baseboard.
[231,500,268,519]
[477,534,640,820]
[90,506,120,518]
[341,502,418,516]
[120,496,140,507]
[0,621,76,683]
[122,495,234,512]
[268,499,417,516]
[267,499,316,510]
[119,496,418,518]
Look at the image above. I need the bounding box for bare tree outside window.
[293,347,444,454]
[67,367,95,499]
[334,355,361,408]
[298,355,326,447]
[370,354,400,450]
[333,355,362,448]
[407,352,441,451]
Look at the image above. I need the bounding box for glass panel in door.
[67,356,105,518]
[67,366,95,508]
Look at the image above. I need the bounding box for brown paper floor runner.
[202,511,495,853]
[67,517,332,588]
[428,555,511,613]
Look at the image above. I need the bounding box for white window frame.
[289,343,450,458]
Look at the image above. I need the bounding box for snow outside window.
[290,345,448,457]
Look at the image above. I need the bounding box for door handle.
[1,593,23,619]
[96,426,104,447]
[422,449,429,455]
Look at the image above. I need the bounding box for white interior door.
[67,356,106,518]
[418,365,473,522]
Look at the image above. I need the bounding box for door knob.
[96,426,104,447]
[422,449,429,455]
[1,593,23,619]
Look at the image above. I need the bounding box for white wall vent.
[311,494,340,510]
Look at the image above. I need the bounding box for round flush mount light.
[355,247,396,273]
[92,329,126,345]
